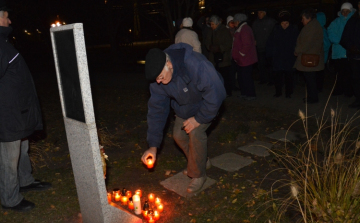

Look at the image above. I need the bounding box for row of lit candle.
[107,189,164,222]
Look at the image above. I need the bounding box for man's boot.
[187,176,207,194]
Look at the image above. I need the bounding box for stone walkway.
[160,130,306,197]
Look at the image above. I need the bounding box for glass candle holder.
[148,193,155,202]
[113,188,121,202]
[157,203,163,213]
[126,190,132,198]
[135,189,142,198]
[107,192,112,203]
[155,197,161,206]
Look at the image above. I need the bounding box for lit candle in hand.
[148,193,155,202]
[146,158,154,168]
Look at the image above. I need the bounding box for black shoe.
[273,93,282,98]
[303,98,319,104]
[20,180,52,192]
[286,94,291,98]
[267,82,274,86]
[258,81,267,85]
[348,101,360,109]
[2,199,35,212]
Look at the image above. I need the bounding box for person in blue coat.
[327,2,356,96]
[266,10,299,98]
[316,12,331,92]
[141,43,226,194]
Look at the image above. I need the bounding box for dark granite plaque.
[54,30,85,123]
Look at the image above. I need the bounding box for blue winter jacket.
[316,12,331,63]
[327,9,356,59]
[147,43,226,148]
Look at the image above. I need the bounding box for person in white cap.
[175,17,201,53]
[328,2,356,97]
[226,15,235,37]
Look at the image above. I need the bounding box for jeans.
[303,71,318,101]
[173,116,211,178]
[0,140,34,207]
[235,63,256,97]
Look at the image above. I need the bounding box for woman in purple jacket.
[232,13,258,100]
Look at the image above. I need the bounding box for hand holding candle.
[141,147,157,168]
[107,192,112,203]
[146,158,154,169]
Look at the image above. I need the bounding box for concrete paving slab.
[210,153,254,172]
[237,141,272,157]
[266,129,305,142]
[160,172,216,198]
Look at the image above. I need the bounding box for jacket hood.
[337,9,357,18]
[316,12,326,27]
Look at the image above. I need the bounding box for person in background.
[266,10,299,98]
[252,8,277,85]
[197,15,212,59]
[141,44,226,194]
[328,2,356,97]
[175,17,201,53]
[226,16,236,37]
[316,12,331,93]
[205,15,233,97]
[0,1,51,212]
[232,13,258,100]
[340,0,360,109]
[226,15,239,91]
[294,8,324,104]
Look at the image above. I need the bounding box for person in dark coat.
[294,8,324,104]
[141,43,226,194]
[252,8,277,85]
[340,1,360,109]
[266,10,299,98]
[205,15,233,97]
[0,2,51,212]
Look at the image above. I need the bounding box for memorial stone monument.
[50,23,141,223]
